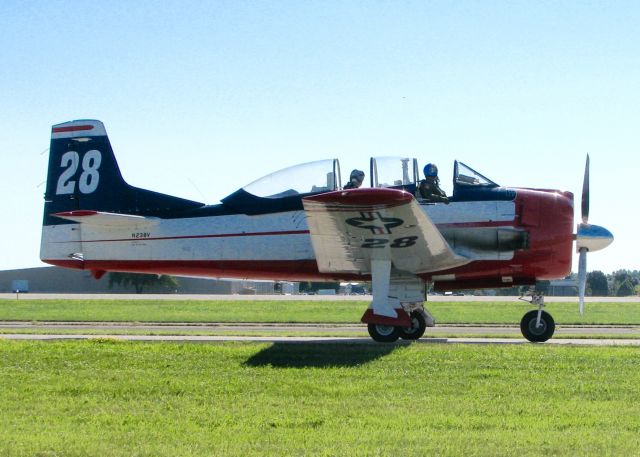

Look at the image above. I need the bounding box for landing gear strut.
[365,306,433,343]
[519,292,556,342]
[362,269,434,343]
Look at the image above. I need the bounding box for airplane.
[40,119,614,343]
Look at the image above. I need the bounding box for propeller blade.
[581,154,590,224]
[578,247,587,315]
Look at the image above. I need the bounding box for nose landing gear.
[519,292,556,342]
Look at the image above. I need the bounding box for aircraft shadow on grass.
[244,342,409,368]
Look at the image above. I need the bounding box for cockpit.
[221,157,511,215]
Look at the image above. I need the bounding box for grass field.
[1,340,639,456]
[1,299,639,325]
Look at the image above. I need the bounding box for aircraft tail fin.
[43,120,203,226]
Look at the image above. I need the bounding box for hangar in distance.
[41,120,613,343]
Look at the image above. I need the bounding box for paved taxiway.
[2,333,639,345]
[1,322,639,345]
[2,295,637,345]
[1,321,639,335]
[2,293,639,302]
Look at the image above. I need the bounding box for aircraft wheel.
[367,324,400,343]
[399,311,427,340]
[520,310,555,342]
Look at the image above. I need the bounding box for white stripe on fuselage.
[41,201,516,262]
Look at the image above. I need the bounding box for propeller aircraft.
[41,120,614,342]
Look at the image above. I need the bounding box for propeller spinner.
[575,154,614,314]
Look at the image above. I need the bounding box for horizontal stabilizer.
[52,210,160,227]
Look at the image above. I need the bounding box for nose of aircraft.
[575,223,614,253]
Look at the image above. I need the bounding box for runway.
[1,321,639,345]
[2,293,639,302]
[2,334,639,345]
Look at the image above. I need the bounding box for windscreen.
[455,161,498,187]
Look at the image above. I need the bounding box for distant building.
[10,279,29,293]
[547,278,578,297]
[0,267,276,295]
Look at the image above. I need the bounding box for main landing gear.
[519,292,555,342]
[363,265,433,343]
[366,306,433,343]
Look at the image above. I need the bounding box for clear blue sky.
[1,0,638,274]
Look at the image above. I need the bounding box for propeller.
[575,154,613,315]
[578,247,587,315]
[581,154,589,224]
[578,155,589,314]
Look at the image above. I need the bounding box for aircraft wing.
[302,188,470,275]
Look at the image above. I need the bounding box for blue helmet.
[423,163,438,177]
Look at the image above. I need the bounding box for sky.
[1,0,638,274]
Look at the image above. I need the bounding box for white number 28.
[55,150,102,195]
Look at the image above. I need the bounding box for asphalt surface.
[1,321,640,335]
[2,294,638,345]
[2,293,640,302]
[2,333,639,345]
[1,322,639,345]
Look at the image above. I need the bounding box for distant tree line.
[586,270,640,297]
[489,270,639,297]
[108,272,179,294]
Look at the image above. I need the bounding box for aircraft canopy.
[239,157,501,200]
[242,159,341,198]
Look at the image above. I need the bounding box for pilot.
[417,163,449,203]
[344,169,365,189]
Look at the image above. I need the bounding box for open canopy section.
[370,157,419,191]
[242,159,341,198]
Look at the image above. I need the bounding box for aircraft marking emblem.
[345,211,403,235]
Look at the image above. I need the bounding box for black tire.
[367,324,401,343]
[520,310,555,342]
[399,311,427,340]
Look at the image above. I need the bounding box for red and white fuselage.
[41,119,574,290]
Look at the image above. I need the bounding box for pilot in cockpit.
[344,169,365,189]
[417,163,449,204]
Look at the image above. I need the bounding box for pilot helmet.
[350,169,365,183]
[423,163,438,178]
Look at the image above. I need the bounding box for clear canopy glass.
[242,159,341,198]
[454,161,498,187]
[371,157,418,188]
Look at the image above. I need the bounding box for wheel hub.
[374,325,396,337]
[403,318,420,334]
[528,319,547,335]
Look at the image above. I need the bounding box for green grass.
[0,299,364,323]
[1,340,639,456]
[1,328,639,339]
[430,300,640,325]
[0,328,368,338]
[1,299,639,325]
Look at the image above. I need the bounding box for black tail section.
[43,120,203,226]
